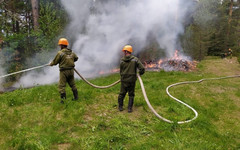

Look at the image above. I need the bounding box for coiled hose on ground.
[74,68,200,124]
[165,75,240,124]
[74,70,240,124]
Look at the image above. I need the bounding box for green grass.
[0,57,240,150]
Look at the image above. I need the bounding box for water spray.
[0,64,49,79]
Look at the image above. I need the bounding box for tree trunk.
[31,0,39,31]
[228,0,233,25]
[16,21,20,33]
[227,0,233,44]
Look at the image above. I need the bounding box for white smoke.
[63,0,195,72]
[15,0,195,87]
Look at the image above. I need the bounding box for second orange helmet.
[58,38,69,46]
[122,45,133,53]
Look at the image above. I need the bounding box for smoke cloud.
[15,0,196,88]
[63,0,195,72]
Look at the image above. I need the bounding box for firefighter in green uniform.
[49,38,79,103]
[118,45,145,113]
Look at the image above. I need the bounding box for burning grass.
[144,59,198,72]
[98,50,198,76]
[144,50,198,72]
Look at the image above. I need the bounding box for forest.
[0,1,240,149]
[0,0,240,76]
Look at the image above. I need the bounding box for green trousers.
[59,69,77,94]
[118,81,136,99]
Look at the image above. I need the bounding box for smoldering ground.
[13,0,196,88]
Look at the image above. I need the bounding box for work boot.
[118,95,124,111]
[72,89,79,101]
[60,93,66,104]
[128,97,134,113]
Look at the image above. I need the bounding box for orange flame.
[144,50,197,71]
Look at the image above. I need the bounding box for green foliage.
[0,0,67,79]
[38,1,67,50]
[0,58,239,149]
[182,0,240,60]
[182,0,221,60]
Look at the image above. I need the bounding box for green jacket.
[120,55,145,82]
[50,48,78,70]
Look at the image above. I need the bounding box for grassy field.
[0,57,240,150]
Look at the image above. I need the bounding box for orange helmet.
[58,38,69,46]
[122,45,133,53]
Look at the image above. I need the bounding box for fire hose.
[165,75,240,124]
[72,70,240,124]
[74,68,120,89]
[73,69,200,124]
[0,64,49,79]
[1,64,240,124]
[73,69,182,123]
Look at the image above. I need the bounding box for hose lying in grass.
[74,68,198,124]
[74,68,120,89]
[75,68,240,124]
[164,75,240,124]
[0,64,49,79]
[2,65,239,124]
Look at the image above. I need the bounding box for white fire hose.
[164,75,240,124]
[0,64,49,79]
[74,68,120,89]
[1,64,240,124]
[73,69,199,124]
[74,70,240,124]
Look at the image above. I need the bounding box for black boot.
[60,93,66,104]
[72,89,79,101]
[128,97,134,113]
[118,95,124,111]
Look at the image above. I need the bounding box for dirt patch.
[209,86,234,94]
[58,143,71,150]
[202,57,240,76]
